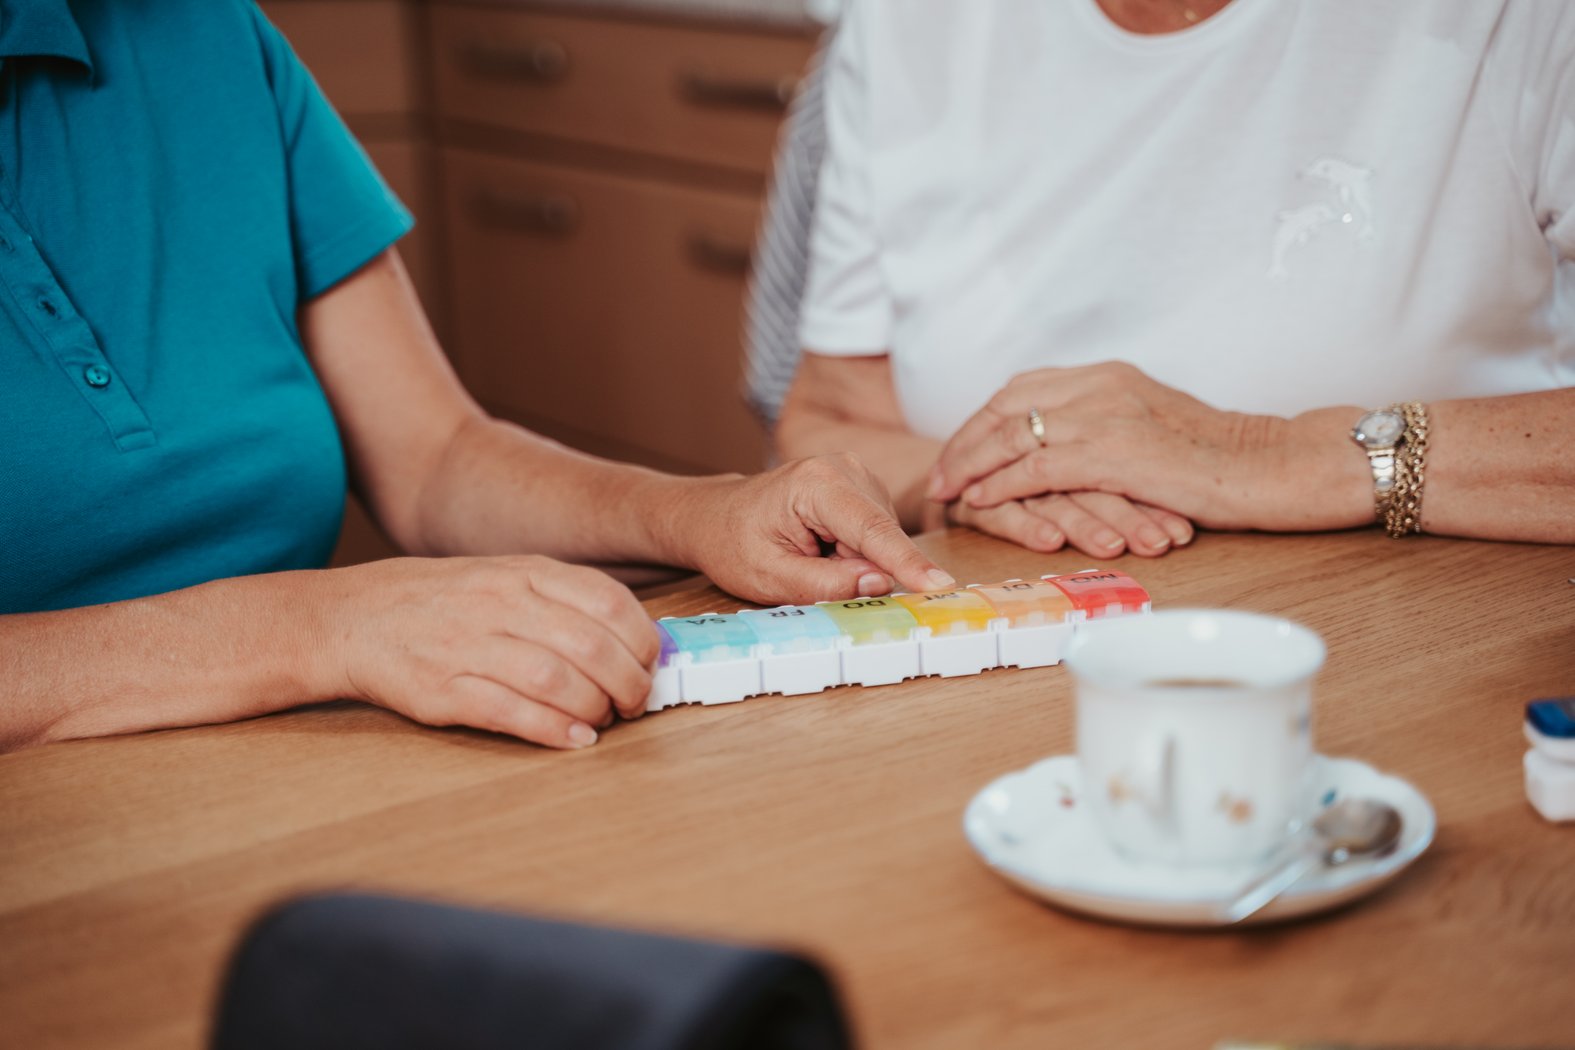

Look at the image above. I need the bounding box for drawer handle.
[473,191,581,237]
[458,40,570,83]
[686,232,754,276]
[677,68,798,112]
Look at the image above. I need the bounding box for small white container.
[1524,702,1575,823]
[1524,750,1575,823]
[1525,720,1575,763]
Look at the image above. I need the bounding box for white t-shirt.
[798,0,1575,439]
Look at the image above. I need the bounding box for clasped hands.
[925,362,1288,557]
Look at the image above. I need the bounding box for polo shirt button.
[83,364,112,388]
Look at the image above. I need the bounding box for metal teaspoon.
[1218,797,1404,924]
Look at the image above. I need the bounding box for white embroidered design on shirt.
[1268,157,1375,279]
[1303,157,1375,239]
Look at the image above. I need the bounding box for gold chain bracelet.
[1383,401,1430,537]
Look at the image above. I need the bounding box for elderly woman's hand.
[668,453,957,605]
[947,492,1193,559]
[927,362,1313,531]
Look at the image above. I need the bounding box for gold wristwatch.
[1351,403,1430,536]
[1350,407,1405,510]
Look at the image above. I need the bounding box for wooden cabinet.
[429,6,808,177]
[443,150,767,472]
[431,4,816,475]
[264,1,816,561]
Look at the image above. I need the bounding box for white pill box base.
[651,620,1095,709]
[1524,749,1575,822]
[646,654,764,711]
[649,616,1150,708]
[996,620,1076,669]
[682,656,762,705]
[648,664,683,712]
[917,627,1002,678]
[841,637,921,687]
[760,647,843,697]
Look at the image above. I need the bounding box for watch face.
[1353,410,1405,449]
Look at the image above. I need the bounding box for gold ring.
[1026,407,1047,447]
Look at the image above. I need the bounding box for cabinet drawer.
[431,6,815,175]
[443,148,767,474]
[261,0,422,118]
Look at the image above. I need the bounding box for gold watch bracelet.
[1382,401,1430,537]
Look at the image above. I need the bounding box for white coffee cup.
[1063,609,1326,867]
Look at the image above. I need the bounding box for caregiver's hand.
[330,555,660,749]
[665,453,957,605]
[928,362,1326,531]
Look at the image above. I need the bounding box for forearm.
[777,407,942,531]
[1271,390,1575,541]
[1,572,340,751]
[411,415,721,568]
[1410,392,1574,541]
[406,414,951,601]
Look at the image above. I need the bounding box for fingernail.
[1172,525,1195,546]
[925,470,944,500]
[925,569,958,590]
[858,572,892,596]
[567,723,599,748]
[1039,527,1064,550]
[1096,531,1123,551]
[1139,527,1170,551]
[963,486,981,506]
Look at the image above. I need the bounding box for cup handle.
[1132,733,1177,829]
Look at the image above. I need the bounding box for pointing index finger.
[816,488,956,593]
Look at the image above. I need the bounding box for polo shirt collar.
[0,0,92,72]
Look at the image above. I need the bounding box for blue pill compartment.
[740,606,845,696]
[651,615,763,707]
[659,615,760,663]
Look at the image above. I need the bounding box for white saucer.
[963,754,1435,927]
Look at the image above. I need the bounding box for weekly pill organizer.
[648,570,1151,711]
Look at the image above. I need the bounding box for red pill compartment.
[1045,570,1151,619]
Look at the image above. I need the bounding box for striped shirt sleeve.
[742,39,830,426]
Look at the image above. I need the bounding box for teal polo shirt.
[0,0,412,613]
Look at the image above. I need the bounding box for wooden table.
[3,530,1573,1050]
